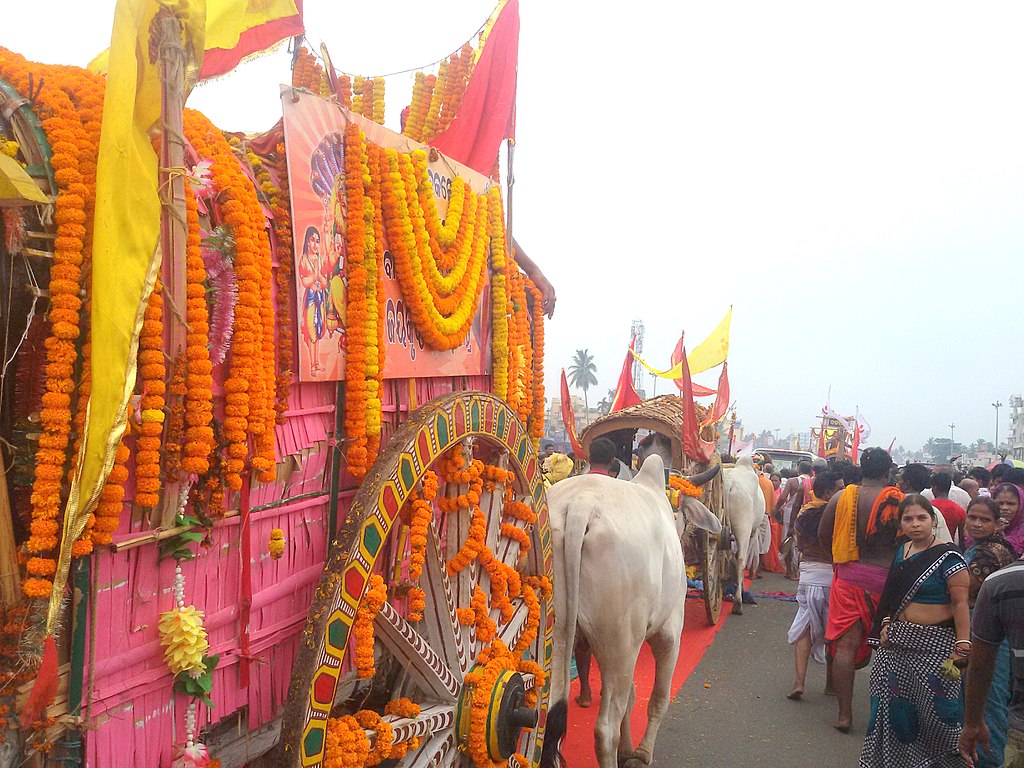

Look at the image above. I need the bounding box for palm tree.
[597,388,616,415]
[568,349,598,425]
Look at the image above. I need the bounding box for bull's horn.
[685,464,721,487]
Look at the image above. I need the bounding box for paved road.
[655,573,870,767]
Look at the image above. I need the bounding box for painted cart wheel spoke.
[284,392,553,768]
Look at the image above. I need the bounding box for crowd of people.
[537,438,1024,767]
[763,448,1024,768]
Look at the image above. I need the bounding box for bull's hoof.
[618,752,652,768]
[731,600,743,616]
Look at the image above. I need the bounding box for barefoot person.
[861,495,970,767]
[787,470,843,700]
[818,447,903,732]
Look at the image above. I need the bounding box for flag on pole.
[631,306,732,382]
[560,369,585,458]
[678,342,717,463]
[610,337,643,414]
[701,362,730,428]
[430,0,518,175]
[201,0,303,79]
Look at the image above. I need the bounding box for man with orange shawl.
[818,447,903,733]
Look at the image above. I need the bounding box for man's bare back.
[818,478,899,566]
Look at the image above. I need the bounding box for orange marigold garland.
[181,187,215,475]
[0,50,105,598]
[91,440,130,547]
[268,139,295,423]
[421,60,447,142]
[500,522,531,555]
[405,470,437,622]
[324,715,369,768]
[135,281,166,508]
[184,109,276,490]
[342,124,372,480]
[164,354,187,480]
[353,574,387,678]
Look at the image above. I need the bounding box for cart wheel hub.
[457,666,539,760]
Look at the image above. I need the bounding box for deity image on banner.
[296,131,347,381]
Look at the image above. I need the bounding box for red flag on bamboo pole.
[610,338,642,414]
[670,333,716,397]
[701,362,730,428]
[430,0,519,175]
[560,369,586,458]
[679,342,717,463]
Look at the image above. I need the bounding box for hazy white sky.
[5,1,1023,451]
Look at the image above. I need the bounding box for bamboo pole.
[155,10,190,529]
[0,451,21,604]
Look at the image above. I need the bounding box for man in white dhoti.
[787,470,844,700]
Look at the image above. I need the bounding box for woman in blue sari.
[861,495,971,768]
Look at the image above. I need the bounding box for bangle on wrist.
[881,617,892,625]
[955,640,972,647]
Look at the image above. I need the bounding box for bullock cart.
[0,13,553,766]
[577,396,728,625]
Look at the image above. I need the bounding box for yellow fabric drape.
[832,485,860,564]
[204,0,297,51]
[47,0,206,632]
[632,306,733,380]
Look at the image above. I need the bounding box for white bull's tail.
[540,494,591,768]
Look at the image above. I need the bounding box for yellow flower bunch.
[269,529,285,560]
[158,605,209,676]
[0,140,18,158]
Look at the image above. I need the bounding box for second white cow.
[722,455,765,616]
[540,454,722,768]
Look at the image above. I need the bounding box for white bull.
[722,455,765,616]
[540,455,722,768]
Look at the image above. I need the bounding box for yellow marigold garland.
[488,188,509,399]
[402,73,434,142]
[268,528,285,560]
[380,148,490,351]
[353,574,387,679]
[371,77,385,125]
[365,143,387,462]
[525,278,546,440]
[351,76,364,115]
[421,60,447,141]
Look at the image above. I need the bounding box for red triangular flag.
[430,0,519,175]
[560,370,586,458]
[670,332,716,397]
[701,362,730,428]
[610,338,643,413]
[679,343,717,463]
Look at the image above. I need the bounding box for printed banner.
[281,87,492,382]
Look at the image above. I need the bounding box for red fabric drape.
[430,0,519,175]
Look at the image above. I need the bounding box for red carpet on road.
[560,595,731,765]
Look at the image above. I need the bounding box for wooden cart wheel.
[282,392,554,768]
[701,529,723,626]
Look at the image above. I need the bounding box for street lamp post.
[993,401,1003,451]
[949,422,955,461]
